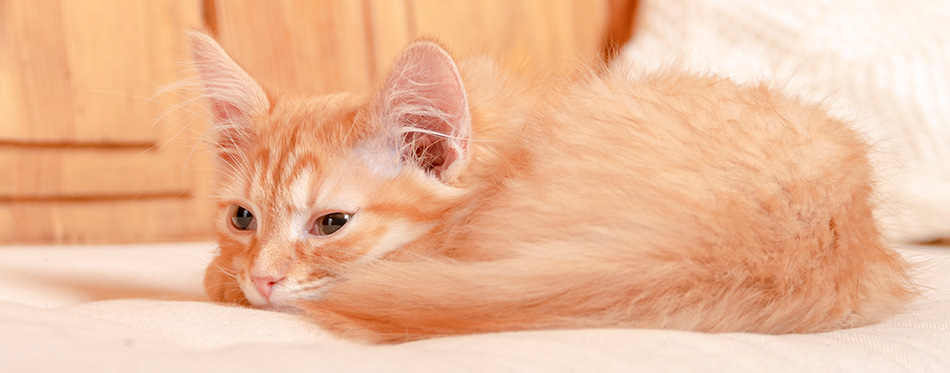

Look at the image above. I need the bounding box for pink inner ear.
[377,41,472,182]
[205,86,254,167]
[401,115,460,176]
[210,100,243,124]
[189,32,268,169]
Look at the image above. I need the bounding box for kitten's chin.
[261,302,303,313]
[239,273,337,311]
[243,291,302,312]
[243,285,331,312]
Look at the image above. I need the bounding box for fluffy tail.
[298,245,911,343]
[300,254,649,343]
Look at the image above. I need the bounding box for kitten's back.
[309,67,911,341]
[189,32,911,343]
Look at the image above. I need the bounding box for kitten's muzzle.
[252,276,283,302]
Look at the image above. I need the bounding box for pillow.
[622,0,950,241]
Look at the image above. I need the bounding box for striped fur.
[191,32,913,343]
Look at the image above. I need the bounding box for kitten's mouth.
[250,276,337,310]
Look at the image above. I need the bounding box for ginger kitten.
[190,32,911,343]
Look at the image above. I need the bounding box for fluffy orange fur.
[190,32,912,343]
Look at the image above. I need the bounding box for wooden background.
[0,0,633,244]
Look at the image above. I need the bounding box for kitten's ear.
[373,40,471,183]
[188,31,269,165]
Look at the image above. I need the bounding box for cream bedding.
[5,1,949,371]
[623,0,950,241]
[1,242,948,372]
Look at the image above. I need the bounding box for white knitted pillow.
[622,0,950,241]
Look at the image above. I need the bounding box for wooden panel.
[410,0,609,74]
[0,0,213,244]
[211,0,374,95]
[213,0,611,93]
[0,199,209,244]
[364,0,414,78]
[1,147,190,197]
[0,0,76,140]
[59,0,156,141]
[1,0,205,142]
[0,0,620,244]
[602,0,639,62]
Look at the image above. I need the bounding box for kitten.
[190,31,912,343]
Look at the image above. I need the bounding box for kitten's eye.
[230,205,256,231]
[312,212,351,236]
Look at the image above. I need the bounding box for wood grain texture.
[0,199,208,244]
[212,0,611,93]
[1,0,211,244]
[0,0,76,140]
[410,0,608,74]
[601,0,638,62]
[0,147,194,197]
[211,0,374,95]
[364,0,414,78]
[2,0,624,244]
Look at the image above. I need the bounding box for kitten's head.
[189,32,472,308]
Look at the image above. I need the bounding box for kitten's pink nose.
[251,276,281,301]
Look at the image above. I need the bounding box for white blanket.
[1,242,948,372]
[623,0,950,241]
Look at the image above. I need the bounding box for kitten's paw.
[301,303,426,344]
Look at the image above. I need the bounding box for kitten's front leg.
[301,301,415,344]
[295,274,435,343]
[297,271,471,344]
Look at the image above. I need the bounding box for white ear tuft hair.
[188,31,269,166]
[373,41,471,183]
